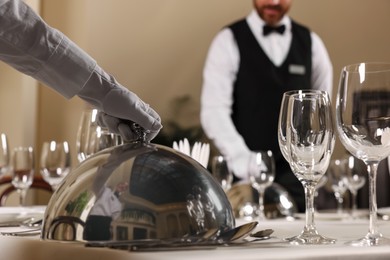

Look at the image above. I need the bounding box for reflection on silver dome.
[41,141,235,242]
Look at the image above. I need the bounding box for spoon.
[86,221,261,252]
[250,228,274,238]
[181,228,219,243]
[244,228,275,242]
[214,221,258,242]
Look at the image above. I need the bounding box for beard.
[256,4,288,25]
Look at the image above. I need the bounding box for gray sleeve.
[0,0,96,98]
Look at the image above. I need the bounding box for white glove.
[226,150,252,181]
[78,65,162,142]
[96,111,159,142]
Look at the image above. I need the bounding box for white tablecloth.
[1,209,390,260]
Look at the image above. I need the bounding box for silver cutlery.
[1,228,41,237]
[20,218,43,229]
[0,217,41,228]
[243,228,274,242]
[129,225,273,251]
[213,221,258,242]
[85,222,275,252]
[0,218,42,236]
[250,228,274,238]
[0,220,31,228]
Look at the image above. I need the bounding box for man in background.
[200,0,332,212]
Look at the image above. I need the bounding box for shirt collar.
[247,10,291,33]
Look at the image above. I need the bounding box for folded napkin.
[172,138,210,168]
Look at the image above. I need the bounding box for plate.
[0,206,45,224]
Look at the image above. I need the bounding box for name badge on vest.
[289,64,306,75]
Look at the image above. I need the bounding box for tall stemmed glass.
[76,108,122,163]
[336,62,390,246]
[327,159,349,214]
[40,141,71,191]
[211,155,233,192]
[76,108,98,162]
[279,91,332,214]
[11,147,34,206]
[344,155,366,219]
[286,91,335,245]
[0,133,10,176]
[248,150,275,220]
[278,89,329,162]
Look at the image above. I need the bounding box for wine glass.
[248,150,275,220]
[336,62,390,246]
[344,155,366,219]
[0,133,10,176]
[285,91,335,245]
[76,108,122,162]
[211,155,233,192]
[327,159,349,214]
[11,146,34,206]
[40,141,71,191]
[278,89,329,162]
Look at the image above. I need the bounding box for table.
[1,210,390,260]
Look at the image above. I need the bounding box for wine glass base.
[285,230,336,245]
[345,233,390,246]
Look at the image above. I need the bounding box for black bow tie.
[263,24,286,36]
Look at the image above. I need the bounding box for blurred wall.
[1,0,390,169]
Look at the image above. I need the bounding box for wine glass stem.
[304,184,316,232]
[351,191,357,218]
[18,189,27,206]
[337,196,344,214]
[367,162,379,236]
[258,189,266,220]
[51,184,58,191]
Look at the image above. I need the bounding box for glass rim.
[283,89,328,97]
[342,62,390,73]
[287,91,331,101]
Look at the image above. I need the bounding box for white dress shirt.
[201,10,333,179]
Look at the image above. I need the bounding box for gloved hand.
[226,149,252,181]
[226,183,254,214]
[96,111,160,143]
[78,65,162,142]
[95,89,161,142]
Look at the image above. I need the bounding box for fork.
[1,228,41,237]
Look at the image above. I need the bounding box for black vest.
[229,19,312,163]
